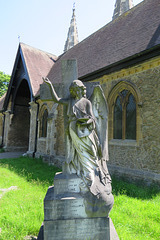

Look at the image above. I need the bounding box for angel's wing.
[90,85,109,161]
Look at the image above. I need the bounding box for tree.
[0,72,10,98]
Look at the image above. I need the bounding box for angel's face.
[69,84,86,99]
[69,85,77,98]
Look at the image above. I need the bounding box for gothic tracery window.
[113,90,136,140]
[108,81,140,142]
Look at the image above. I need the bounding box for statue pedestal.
[43,172,119,240]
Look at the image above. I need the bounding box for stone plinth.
[43,172,119,240]
[44,217,111,240]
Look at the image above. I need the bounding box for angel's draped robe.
[66,97,112,198]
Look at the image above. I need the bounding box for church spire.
[112,0,134,20]
[64,4,79,53]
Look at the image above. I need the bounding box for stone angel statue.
[43,77,114,215]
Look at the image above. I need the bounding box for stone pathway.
[0,186,18,199]
[0,152,24,159]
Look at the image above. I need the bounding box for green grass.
[110,177,160,240]
[0,157,61,240]
[0,157,160,240]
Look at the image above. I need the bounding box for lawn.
[110,177,160,240]
[0,157,60,240]
[0,156,160,240]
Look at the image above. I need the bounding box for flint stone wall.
[100,62,160,184]
[37,59,160,184]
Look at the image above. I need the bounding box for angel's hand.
[42,77,62,103]
[86,118,93,124]
[42,77,52,85]
[81,119,94,128]
[77,118,91,125]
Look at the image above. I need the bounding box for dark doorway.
[8,79,31,151]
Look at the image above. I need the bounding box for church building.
[0,0,160,185]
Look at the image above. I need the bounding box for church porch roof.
[20,43,57,96]
[2,43,57,110]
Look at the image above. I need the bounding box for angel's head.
[69,80,86,99]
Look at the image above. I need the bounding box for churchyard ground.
[0,157,160,240]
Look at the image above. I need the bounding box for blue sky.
[0,0,142,75]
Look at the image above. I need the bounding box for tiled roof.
[21,43,57,96]
[47,0,160,83]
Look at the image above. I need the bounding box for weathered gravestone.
[38,60,119,240]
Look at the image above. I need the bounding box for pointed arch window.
[113,90,136,140]
[108,81,141,142]
[39,108,48,138]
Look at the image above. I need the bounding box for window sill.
[109,139,137,147]
[38,137,47,141]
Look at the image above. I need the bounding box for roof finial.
[73,2,76,16]
[73,2,75,10]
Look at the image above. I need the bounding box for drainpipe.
[33,100,39,158]
[1,111,5,148]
